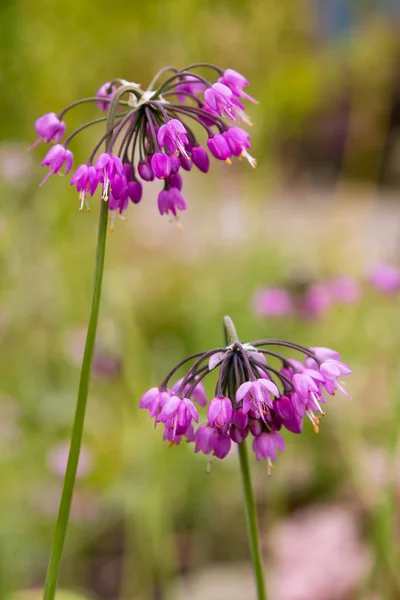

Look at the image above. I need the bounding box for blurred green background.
[1,0,400,599]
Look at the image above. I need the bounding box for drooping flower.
[31,113,66,148]
[33,63,256,226]
[139,387,170,419]
[95,82,117,112]
[207,134,231,161]
[158,120,189,157]
[204,83,236,119]
[236,379,279,420]
[219,69,258,104]
[207,396,233,429]
[139,317,352,470]
[252,432,285,466]
[40,145,73,185]
[158,394,199,439]
[157,187,187,217]
[191,146,210,173]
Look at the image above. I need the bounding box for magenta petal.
[258,378,279,397]
[236,381,253,402]
[159,395,180,419]
[184,398,199,422]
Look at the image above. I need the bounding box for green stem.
[42,199,109,600]
[222,316,267,600]
[237,439,267,600]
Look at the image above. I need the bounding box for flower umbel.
[139,316,352,474]
[32,63,256,229]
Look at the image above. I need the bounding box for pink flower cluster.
[254,265,400,321]
[32,65,257,229]
[253,276,360,321]
[139,337,351,473]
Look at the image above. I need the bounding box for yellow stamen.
[225,158,232,165]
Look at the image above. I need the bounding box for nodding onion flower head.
[139,316,352,474]
[32,64,256,230]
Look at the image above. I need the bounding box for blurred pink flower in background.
[47,442,93,479]
[328,276,361,303]
[269,504,370,600]
[368,264,400,294]
[253,288,293,317]
[253,275,360,321]
[298,282,332,319]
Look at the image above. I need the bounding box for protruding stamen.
[241,149,257,168]
[306,409,320,433]
[78,191,90,212]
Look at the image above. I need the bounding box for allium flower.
[139,317,351,469]
[253,432,285,465]
[95,81,117,111]
[207,134,231,161]
[31,112,66,148]
[219,68,258,104]
[158,119,189,157]
[253,274,361,321]
[157,186,187,217]
[207,396,233,428]
[32,63,256,228]
[253,288,293,317]
[40,145,73,185]
[158,394,198,439]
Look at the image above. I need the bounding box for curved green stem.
[42,199,109,600]
[222,315,267,600]
[237,441,267,600]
